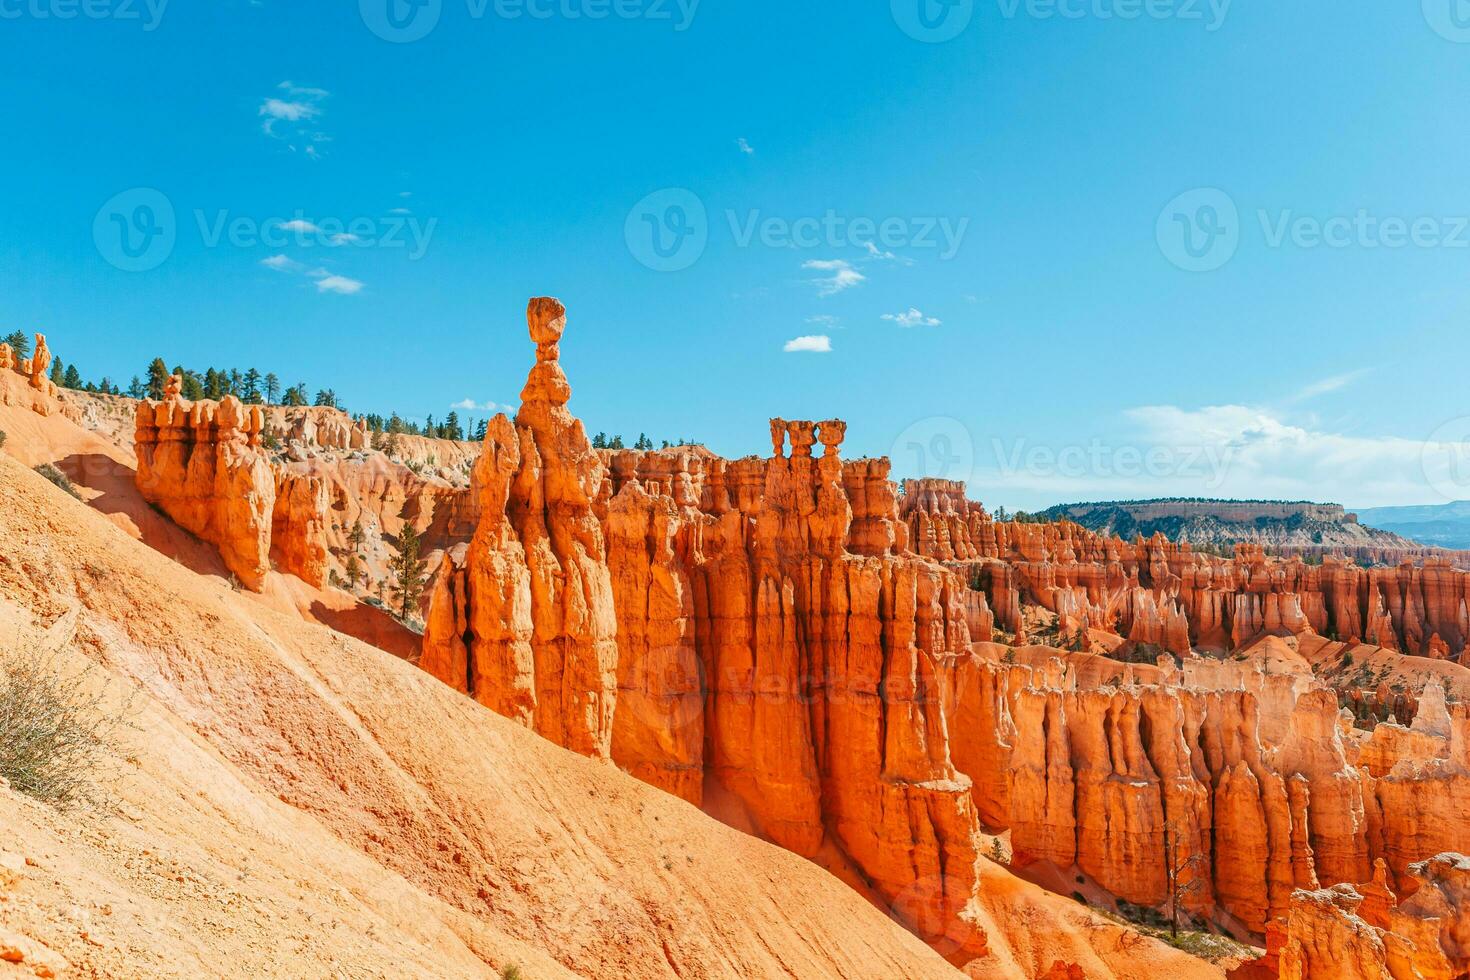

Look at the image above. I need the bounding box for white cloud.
[450,398,510,412]
[783,335,832,353]
[882,308,941,328]
[737,137,755,155]
[278,219,320,233]
[329,232,362,245]
[399,190,413,198]
[260,254,299,271]
[314,274,363,295]
[977,402,1456,509]
[259,98,318,124]
[259,82,329,157]
[803,259,865,296]
[806,314,839,328]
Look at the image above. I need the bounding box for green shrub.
[500,967,524,980]
[0,429,7,448]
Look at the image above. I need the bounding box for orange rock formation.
[900,486,1470,662]
[419,299,1470,963]
[134,382,330,590]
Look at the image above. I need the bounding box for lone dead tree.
[1162,821,1207,939]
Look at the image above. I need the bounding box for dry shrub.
[0,643,127,809]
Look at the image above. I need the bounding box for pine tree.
[203,368,223,399]
[592,432,607,449]
[62,365,82,389]
[50,358,65,386]
[635,433,653,451]
[444,411,463,441]
[264,373,280,405]
[390,525,428,620]
[127,376,145,399]
[181,373,205,401]
[344,553,362,590]
[609,434,625,450]
[472,418,488,441]
[146,358,170,399]
[348,519,366,551]
[3,331,30,360]
[283,383,308,407]
[315,389,337,408]
[241,368,262,404]
[98,377,113,395]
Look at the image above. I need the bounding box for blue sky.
[5,0,1470,509]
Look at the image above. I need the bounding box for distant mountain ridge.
[1355,501,1470,550]
[1033,497,1416,550]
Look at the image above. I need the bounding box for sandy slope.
[0,455,960,978]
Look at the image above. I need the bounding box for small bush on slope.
[33,463,81,501]
[0,429,7,448]
[0,644,126,809]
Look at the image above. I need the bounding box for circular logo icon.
[93,188,176,273]
[1424,0,1470,42]
[625,188,708,272]
[892,0,974,42]
[360,0,441,43]
[889,416,976,488]
[1422,416,1470,501]
[1156,187,1239,273]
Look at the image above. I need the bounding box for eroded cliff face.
[900,488,1470,663]
[1244,852,1470,980]
[134,380,330,590]
[419,301,1470,965]
[423,299,989,957]
[953,647,1470,941]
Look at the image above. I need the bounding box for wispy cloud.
[783,335,832,353]
[882,308,941,328]
[803,259,864,296]
[861,240,913,264]
[736,137,755,155]
[806,314,839,328]
[259,82,330,158]
[263,254,362,295]
[1287,369,1372,404]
